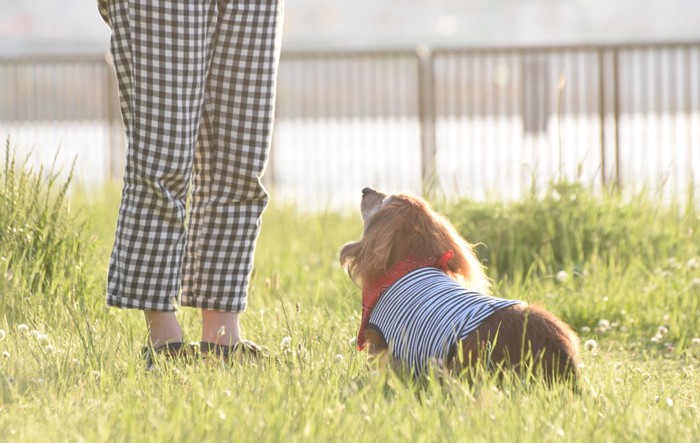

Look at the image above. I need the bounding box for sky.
[1,0,700,56]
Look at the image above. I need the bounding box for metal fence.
[1,42,699,208]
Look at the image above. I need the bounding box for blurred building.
[1,0,700,55]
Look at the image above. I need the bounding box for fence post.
[416,45,437,199]
[597,49,607,187]
[104,53,123,181]
[611,48,621,189]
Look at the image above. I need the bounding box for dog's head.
[340,187,490,294]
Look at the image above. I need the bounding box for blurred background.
[1,0,699,209]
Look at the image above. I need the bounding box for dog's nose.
[362,187,376,197]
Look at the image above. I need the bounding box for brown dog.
[340,188,581,384]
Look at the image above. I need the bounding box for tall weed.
[0,139,94,324]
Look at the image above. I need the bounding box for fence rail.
[1,42,699,208]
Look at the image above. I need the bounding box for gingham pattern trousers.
[98,0,284,312]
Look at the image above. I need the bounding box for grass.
[1,145,699,442]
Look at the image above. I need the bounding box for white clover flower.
[2,351,9,358]
[0,329,5,340]
[556,271,569,282]
[17,324,29,332]
[650,334,662,343]
[666,398,674,407]
[657,326,669,336]
[280,336,292,349]
[691,337,700,345]
[584,339,598,352]
[335,354,344,363]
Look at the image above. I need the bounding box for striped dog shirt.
[367,267,524,375]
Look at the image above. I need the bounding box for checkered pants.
[98,0,284,312]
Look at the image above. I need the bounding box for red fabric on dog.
[357,250,454,350]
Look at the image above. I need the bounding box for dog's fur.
[340,188,581,384]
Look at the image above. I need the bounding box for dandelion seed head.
[335,354,344,363]
[17,324,28,332]
[584,339,598,352]
[597,319,610,330]
[280,336,292,349]
[556,270,569,282]
[580,326,591,334]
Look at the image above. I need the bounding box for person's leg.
[181,0,284,345]
[144,311,183,347]
[201,311,240,346]
[103,0,216,344]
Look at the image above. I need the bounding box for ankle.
[201,310,240,346]
[144,311,183,347]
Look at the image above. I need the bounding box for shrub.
[445,180,699,282]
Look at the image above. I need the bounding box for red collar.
[356,250,454,350]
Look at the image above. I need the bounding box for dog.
[340,188,581,384]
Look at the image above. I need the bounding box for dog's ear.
[340,206,407,284]
[339,241,360,281]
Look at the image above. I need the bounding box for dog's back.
[452,303,581,384]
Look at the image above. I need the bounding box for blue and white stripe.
[368,267,523,374]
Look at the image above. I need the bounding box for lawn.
[0,145,699,442]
